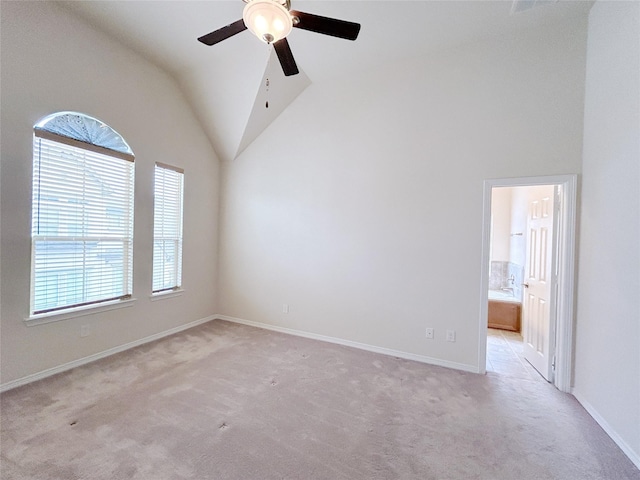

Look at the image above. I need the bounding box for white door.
[522,185,557,381]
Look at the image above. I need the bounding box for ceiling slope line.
[235,48,311,160]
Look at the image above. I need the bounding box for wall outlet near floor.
[80,324,90,338]
[425,328,434,339]
[446,330,456,342]
[282,303,289,314]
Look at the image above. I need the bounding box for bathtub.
[488,290,521,332]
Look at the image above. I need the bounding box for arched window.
[31,112,135,316]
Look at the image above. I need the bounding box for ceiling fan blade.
[198,19,247,46]
[290,11,360,41]
[273,38,299,76]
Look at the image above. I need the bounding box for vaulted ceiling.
[58,1,593,162]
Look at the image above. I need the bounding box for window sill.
[25,298,137,326]
[150,289,184,301]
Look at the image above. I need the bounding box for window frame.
[28,113,136,322]
[151,162,185,296]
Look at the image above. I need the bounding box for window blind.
[152,163,184,293]
[31,136,135,315]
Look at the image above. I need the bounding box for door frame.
[478,174,578,392]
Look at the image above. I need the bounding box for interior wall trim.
[572,388,640,470]
[216,315,479,374]
[0,315,217,393]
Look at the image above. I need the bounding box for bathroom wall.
[509,187,528,267]
[490,187,523,299]
[508,187,529,302]
[490,188,512,262]
[489,188,513,291]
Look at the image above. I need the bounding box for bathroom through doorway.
[478,175,578,393]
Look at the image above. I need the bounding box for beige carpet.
[1,320,638,480]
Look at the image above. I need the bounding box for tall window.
[152,163,184,293]
[31,112,135,315]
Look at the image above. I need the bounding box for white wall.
[0,2,220,385]
[574,0,640,466]
[490,188,512,263]
[509,187,528,269]
[219,18,588,370]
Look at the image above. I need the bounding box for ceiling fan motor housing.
[243,0,293,44]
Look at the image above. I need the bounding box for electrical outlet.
[446,330,456,342]
[282,303,289,314]
[80,324,90,338]
[425,328,434,339]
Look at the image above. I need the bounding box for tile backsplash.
[489,261,524,301]
[489,261,508,290]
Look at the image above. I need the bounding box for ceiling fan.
[198,0,361,77]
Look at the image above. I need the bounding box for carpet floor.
[1,320,638,480]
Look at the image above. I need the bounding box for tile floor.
[486,328,547,383]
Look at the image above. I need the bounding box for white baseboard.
[4,313,637,470]
[0,315,217,393]
[572,388,640,470]
[215,314,480,374]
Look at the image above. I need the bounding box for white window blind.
[152,163,184,293]
[31,134,135,315]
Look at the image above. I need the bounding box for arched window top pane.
[34,112,134,160]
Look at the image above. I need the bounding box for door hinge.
[552,355,556,370]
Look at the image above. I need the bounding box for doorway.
[478,175,578,393]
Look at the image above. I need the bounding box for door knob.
[522,283,529,288]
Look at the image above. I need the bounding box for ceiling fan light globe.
[255,15,268,31]
[243,0,293,44]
